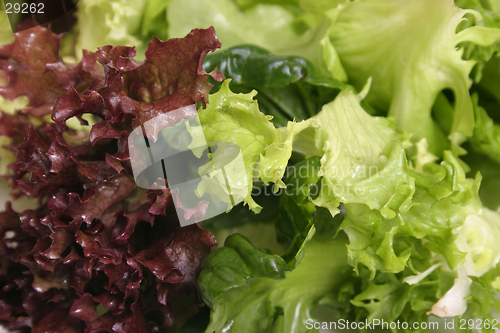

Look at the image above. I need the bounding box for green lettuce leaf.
[168,0,301,53]
[329,163,493,322]
[200,186,285,256]
[473,55,500,122]
[325,264,457,332]
[462,148,500,210]
[427,208,500,319]
[458,262,500,333]
[276,156,320,268]
[341,149,481,277]
[469,93,500,163]
[72,0,149,59]
[198,234,350,333]
[308,82,414,220]
[139,0,170,42]
[456,208,500,278]
[274,16,347,81]
[329,0,500,155]
[455,0,500,83]
[189,80,311,213]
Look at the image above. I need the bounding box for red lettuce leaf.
[0,113,32,146]
[32,301,82,333]
[131,224,216,284]
[0,25,222,332]
[0,27,103,117]
[48,175,136,224]
[53,27,224,141]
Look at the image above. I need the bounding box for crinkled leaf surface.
[329,0,500,154]
[309,85,414,220]
[276,157,321,268]
[189,80,311,213]
[198,234,350,333]
[73,0,149,59]
[0,27,91,117]
[0,26,222,332]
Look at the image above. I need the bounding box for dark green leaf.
[204,45,309,89]
[276,157,321,267]
[198,235,350,333]
[203,45,347,126]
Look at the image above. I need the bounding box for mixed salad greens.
[1,0,500,332]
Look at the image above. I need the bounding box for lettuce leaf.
[198,234,350,333]
[72,0,148,59]
[462,148,500,210]
[68,0,172,60]
[276,157,320,268]
[168,0,302,53]
[428,208,500,319]
[309,83,414,219]
[0,26,92,117]
[468,92,500,164]
[329,0,500,155]
[458,261,500,333]
[196,42,493,327]
[0,26,223,332]
[188,80,311,213]
[456,0,500,83]
[203,45,311,89]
